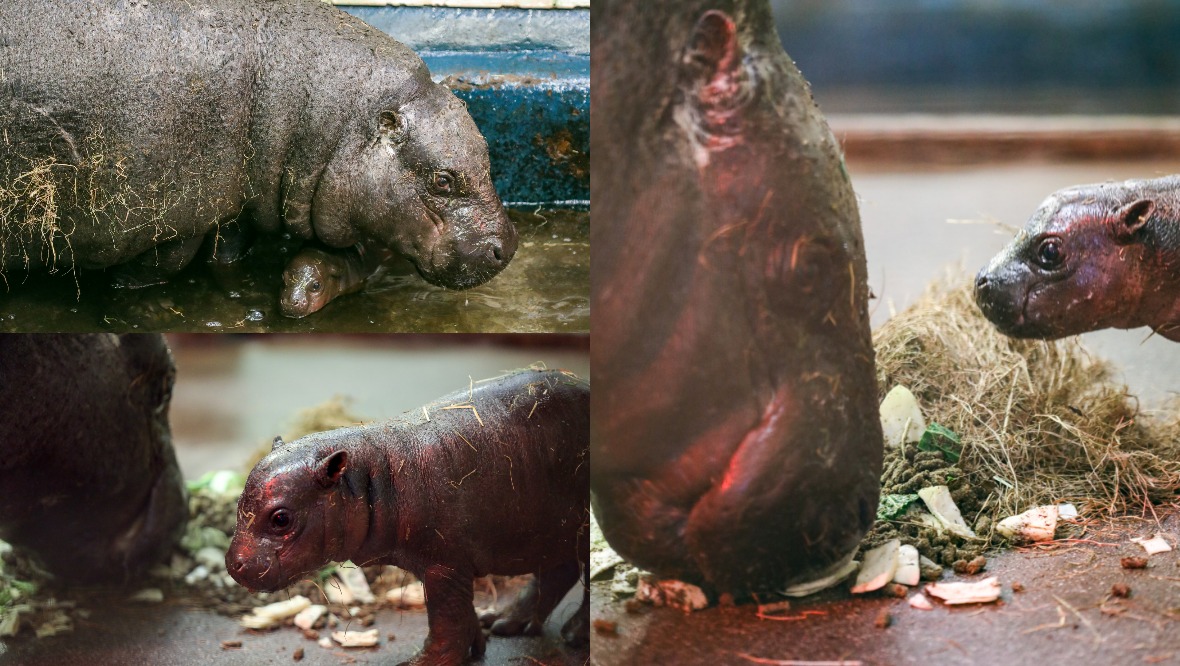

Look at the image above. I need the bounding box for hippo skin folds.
[977,175,1180,341]
[0,0,515,290]
[227,369,589,666]
[590,0,884,598]
[0,334,187,583]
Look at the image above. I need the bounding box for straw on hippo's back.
[226,369,589,666]
[976,174,1180,340]
[0,0,516,293]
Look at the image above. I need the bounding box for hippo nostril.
[975,274,989,290]
[490,243,503,263]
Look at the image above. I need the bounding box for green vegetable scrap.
[876,494,920,522]
[917,423,961,462]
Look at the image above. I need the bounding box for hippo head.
[975,181,1158,339]
[226,436,361,592]
[280,253,335,318]
[316,84,517,290]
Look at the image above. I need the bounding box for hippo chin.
[0,0,515,293]
[976,175,1180,341]
[591,1,882,598]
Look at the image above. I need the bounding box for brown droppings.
[293,647,304,661]
[1011,581,1025,593]
[623,599,643,614]
[884,583,908,598]
[221,640,243,650]
[874,609,892,629]
[1122,557,1149,570]
[593,619,618,635]
[1111,583,1132,598]
[953,556,988,576]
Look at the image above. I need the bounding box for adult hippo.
[0,334,187,583]
[590,0,883,598]
[0,0,516,291]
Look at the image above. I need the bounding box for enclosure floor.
[591,510,1180,666]
[0,582,586,666]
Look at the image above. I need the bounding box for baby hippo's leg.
[401,564,485,666]
[482,560,580,638]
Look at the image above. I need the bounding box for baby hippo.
[227,369,590,666]
[976,175,1180,340]
[280,243,389,318]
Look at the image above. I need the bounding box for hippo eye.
[1036,237,1065,269]
[430,171,456,195]
[309,280,322,293]
[270,509,293,532]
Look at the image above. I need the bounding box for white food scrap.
[386,582,426,608]
[332,628,380,648]
[879,386,926,449]
[636,578,708,612]
[239,595,312,630]
[925,577,1001,605]
[893,544,920,587]
[852,539,900,594]
[1132,533,1172,555]
[917,486,976,539]
[908,593,934,611]
[995,505,1058,543]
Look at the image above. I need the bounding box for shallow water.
[0,208,588,333]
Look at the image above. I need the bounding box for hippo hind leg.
[481,559,580,638]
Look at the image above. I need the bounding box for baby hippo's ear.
[316,450,348,488]
[272,436,285,451]
[379,110,407,145]
[1112,199,1155,243]
[683,10,739,86]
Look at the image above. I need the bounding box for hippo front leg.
[111,234,206,288]
[481,560,580,638]
[401,563,485,666]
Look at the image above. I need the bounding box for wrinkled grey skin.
[591,0,882,598]
[0,334,187,583]
[0,0,516,290]
[976,175,1180,340]
[227,369,589,666]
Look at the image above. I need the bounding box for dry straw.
[873,277,1180,521]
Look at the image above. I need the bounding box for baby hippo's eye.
[430,171,456,195]
[1036,237,1065,270]
[309,280,322,293]
[270,508,293,532]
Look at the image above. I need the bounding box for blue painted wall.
[342,6,589,208]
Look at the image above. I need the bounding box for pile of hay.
[873,278,1180,525]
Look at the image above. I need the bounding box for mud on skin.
[227,369,590,666]
[976,175,1180,341]
[0,0,516,299]
[590,0,882,599]
[0,334,187,583]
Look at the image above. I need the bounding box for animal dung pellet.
[239,595,311,630]
[220,640,242,650]
[292,646,304,661]
[925,577,1001,605]
[995,506,1058,542]
[879,386,926,449]
[1111,583,1131,598]
[331,628,380,648]
[1131,533,1172,555]
[386,582,426,608]
[852,539,900,594]
[952,556,987,576]
[593,619,618,635]
[1121,557,1148,570]
[893,544,920,586]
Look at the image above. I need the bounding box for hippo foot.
[396,631,485,666]
[110,268,170,290]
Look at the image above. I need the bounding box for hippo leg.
[206,220,255,267]
[112,235,205,288]
[400,563,485,666]
[483,560,580,637]
[559,571,589,647]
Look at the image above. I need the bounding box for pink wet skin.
[225,369,590,666]
[280,259,332,317]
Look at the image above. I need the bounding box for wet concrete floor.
[0,336,590,666]
[0,209,588,334]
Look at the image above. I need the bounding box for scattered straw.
[873,278,1180,526]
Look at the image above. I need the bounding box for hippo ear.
[272,436,285,451]
[1112,199,1154,242]
[683,10,739,80]
[316,450,348,488]
[379,110,407,145]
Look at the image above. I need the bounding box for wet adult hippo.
[280,243,389,318]
[0,0,516,291]
[590,0,883,598]
[227,369,589,666]
[0,334,187,583]
[976,175,1180,340]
